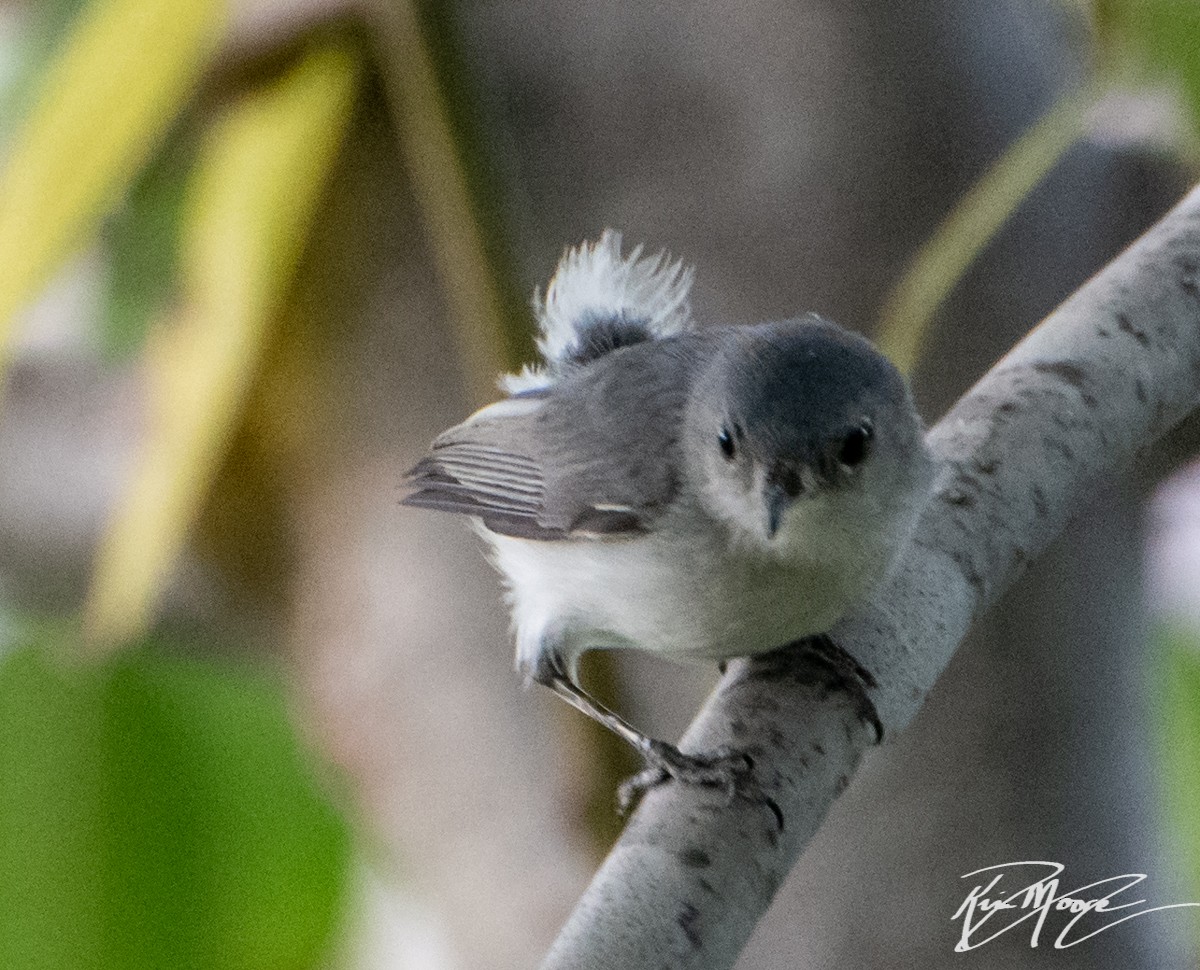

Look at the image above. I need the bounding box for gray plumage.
[406,319,913,538]
[402,232,932,795]
[407,329,707,539]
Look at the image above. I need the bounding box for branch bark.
[540,183,1200,969]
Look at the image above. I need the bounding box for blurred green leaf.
[1157,623,1200,947]
[0,0,226,374]
[0,636,351,970]
[1097,0,1200,132]
[99,125,195,360]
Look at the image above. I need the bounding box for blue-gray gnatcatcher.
[404,231,933,804]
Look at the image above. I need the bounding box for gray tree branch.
[540,183,1200,969]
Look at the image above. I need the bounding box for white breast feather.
[478,490,897,682]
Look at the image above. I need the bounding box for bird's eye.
[839,421,874,467]
[718,426,736,460]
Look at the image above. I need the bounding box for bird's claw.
[616,740,756,814]
[616,766,669,813]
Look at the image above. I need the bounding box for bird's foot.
[616,739,756,815]
[797,634,883,742]
[749,634,883,743]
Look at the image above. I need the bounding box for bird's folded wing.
[402,377,683,540]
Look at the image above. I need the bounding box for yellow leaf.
[84,42,360,650]
[0,0,227,372]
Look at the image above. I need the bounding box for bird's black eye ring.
[718,426,736,460]
[839,420,874,468]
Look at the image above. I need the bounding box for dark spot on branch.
[763,818,781,848]
[679,847,712,869]
[1081,393,1098,409]
[1117,312,1150,347]
[945,488,977,508]
[1177,255,1198,274]
[812,742,825,756]
[952,549,985,594]
[698,877,717,896]
[1033,360,1088,388]
[1182,279,1200,303]
[1135,379,1147,404]
[1044,436,1075,461]
[975,458,998,475]
[997,400,1018,414]
[677,903,703,950]
[1032,485,1049,518]
[835,775,850,794]
[955,472,982,494]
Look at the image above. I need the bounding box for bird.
[403,231,933,805]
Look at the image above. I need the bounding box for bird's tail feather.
[502,230,694,393]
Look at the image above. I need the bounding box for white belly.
[480,499,885,678]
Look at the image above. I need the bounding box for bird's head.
[686,316,926,551]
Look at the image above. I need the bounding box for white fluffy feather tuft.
[499,363,550,395]
[538,229,695,359]
[500,230,694,394]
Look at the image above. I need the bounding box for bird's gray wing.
[403,395,557,539]
[403,340,700,540]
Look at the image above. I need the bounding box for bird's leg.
[543,674,754,813]
[545,675,653,752]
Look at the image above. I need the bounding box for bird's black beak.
[765,464,810,538]
[765,483,792,539]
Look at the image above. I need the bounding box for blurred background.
[1,0,1200,967]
